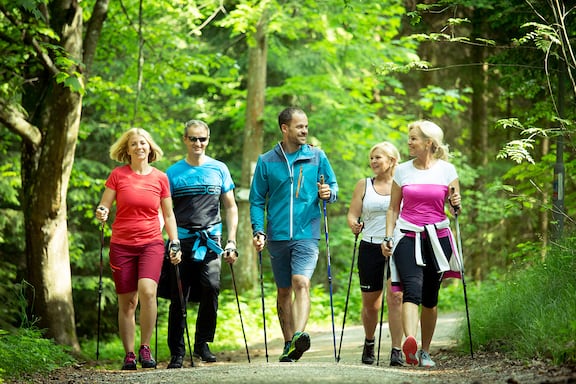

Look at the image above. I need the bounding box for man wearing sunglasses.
[161,119,239,368]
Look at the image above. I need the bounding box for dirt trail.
[21,313,575,384]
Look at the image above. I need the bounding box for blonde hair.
[109,127,164,163]
[408,120,449,160]
[369,142,401,171]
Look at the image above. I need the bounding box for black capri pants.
[392,234,453,308]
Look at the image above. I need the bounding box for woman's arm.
[160,197,179,242]
[95,187,116,222]
[385,181,402,239]
[346,178,365,234]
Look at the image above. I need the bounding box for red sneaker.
[402,336,418,366]
[138,345,157,368]
[122,352,137,370]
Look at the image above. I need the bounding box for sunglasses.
[187,136,209,143]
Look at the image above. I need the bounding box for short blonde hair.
[369,141,401,170]
[408,120,449,160]
[109,127,164,163]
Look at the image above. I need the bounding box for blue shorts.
[267,239,319,288]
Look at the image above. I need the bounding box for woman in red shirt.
[96,128,180,370]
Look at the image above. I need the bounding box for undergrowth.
[462,235,576,364]
[0,328,75,383]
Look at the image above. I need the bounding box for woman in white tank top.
[346,141,405,366]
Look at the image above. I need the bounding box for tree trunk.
[19,0,84,351]
[236,13,268,291]
[468,8,489,280]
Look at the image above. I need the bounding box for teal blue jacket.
[249,142,338,241]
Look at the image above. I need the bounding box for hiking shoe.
[286,331,311,361]
[418,349,436,368]
[121,352,137,370]
[138,345,157,368]
[390,348,406,367]
[361,339,375,365]
[167,355,184,369]
[402,336,418,366]
[194,342,217,362]
[279,341,293,362]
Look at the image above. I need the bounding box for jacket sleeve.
[319,150,338,203]
[249,156,267,235]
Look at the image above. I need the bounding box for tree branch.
[0,100,42,148]
[83,0,110,77]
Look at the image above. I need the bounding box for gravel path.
[28,313,575,384]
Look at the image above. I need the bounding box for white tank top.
[361,178,390,243]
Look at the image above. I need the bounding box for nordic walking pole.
[320,175,337,362]
[337,217,361,363]
[258,250,269,362]
[230,263,251,363]
[451,187,474,358]
[376,258,388,366]
[96,218,105,360]
[171,242,194,367]
[155,296,158,366]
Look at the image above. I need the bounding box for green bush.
[463,235,576,364]
[0,328,75,382]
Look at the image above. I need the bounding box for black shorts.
[357,240,390,292]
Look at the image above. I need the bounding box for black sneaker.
[138,345,157,368]
[121,352,137,370]
[361,339,375,365]
[167,355,184,369]
[286,332,311,361]
[194,343,217,363]
[390,348,406,366]
[279,341,293,362]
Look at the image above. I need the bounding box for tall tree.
[0,0,109,350]
[236,7,269,290]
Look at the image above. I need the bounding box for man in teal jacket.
[250,107,338,362]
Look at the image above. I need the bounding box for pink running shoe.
[402,336,418,366]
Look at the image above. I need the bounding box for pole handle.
[450,186,461,214]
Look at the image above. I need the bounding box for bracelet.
[253,231,267,240]
[227,240,236,246]
[383,236,393,243]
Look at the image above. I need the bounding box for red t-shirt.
[105,165,171,245]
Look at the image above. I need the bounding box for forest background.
[0,0,574,376]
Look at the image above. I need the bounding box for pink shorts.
[109,240,165,294]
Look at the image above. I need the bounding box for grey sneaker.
[361,339,375,365]
[417,349,436,368]
[390,348,406,366]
